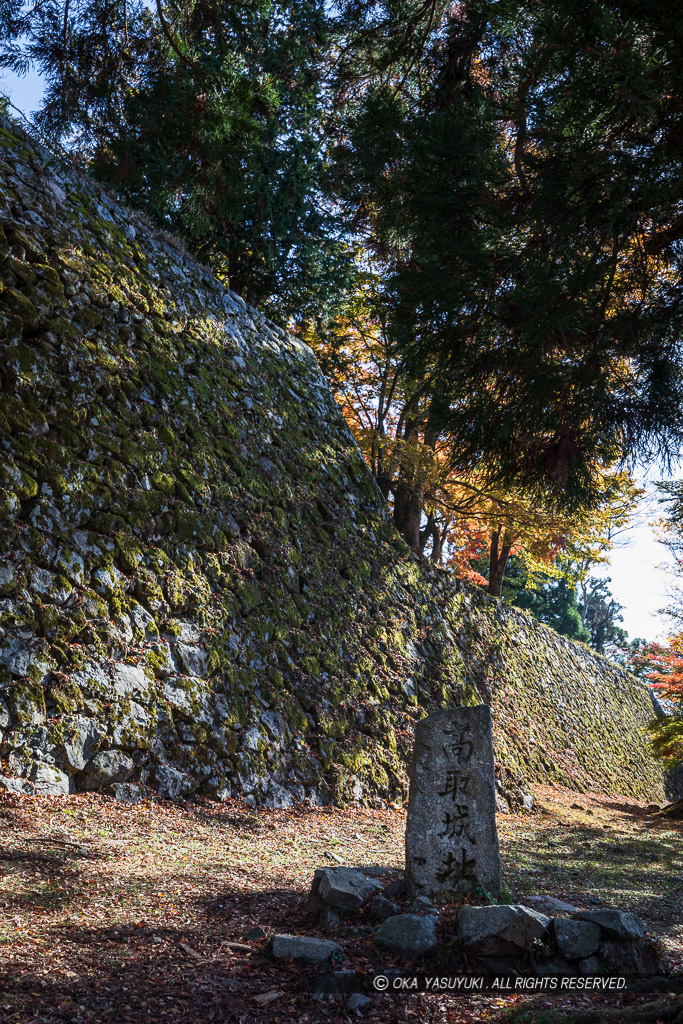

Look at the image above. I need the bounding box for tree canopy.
[4,0,683,595]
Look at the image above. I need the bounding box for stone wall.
[0,113,671,805]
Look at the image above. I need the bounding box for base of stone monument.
[301,865,669,979]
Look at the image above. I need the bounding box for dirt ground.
[0,782,680,1023]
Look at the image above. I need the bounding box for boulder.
[264,783,294,809]
[154,763,188,799]
[56,715,101,772]
[77,750,134,790]
[553,918,600,959]
[598,939,662,976]
[457,904,550,957]
[29,763,70,795]
[271,934,343,964]
[574,909,646,940]
[308,867,383,914]
[373,913,438,959]
[111,782,142,803]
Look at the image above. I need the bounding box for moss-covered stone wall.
[0,114,669,804]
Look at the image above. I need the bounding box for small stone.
[243,926,267,942]
[382,878,406,899]
[410,895,438,916]
[369,895,401,922]
[271,934,343,964]
[373,913,438,959]
[312,970,358,995]
[111,782,142,803]
[553,919,600,959]
[346,993,372,1012]
[574,909,646,940]
[320,907,343,932]
[457,905,549,956]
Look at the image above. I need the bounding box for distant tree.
[309,272,642,594]
[635,480,683,770]
[502,557,590,642]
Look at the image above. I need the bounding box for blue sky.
[2,66,680,644]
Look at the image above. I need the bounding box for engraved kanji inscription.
[439,805,476,843]
[437,770,471,802]
[405,707,501,897]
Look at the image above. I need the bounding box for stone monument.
[405,706,502,898]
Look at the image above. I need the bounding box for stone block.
[311,867,383,913]
[553,918,600,959]
[457,904,549,957]
[574,909,646,940]
[271,934,343,963]
[373,913,438,959]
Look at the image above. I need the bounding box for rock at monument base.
[598,939,663,976]
[405,706,501,899]
[525,895,579,916]
[456,904,550,956]
[307,866,383,914]
[578,955,601,975]
[271,934,343,963]
[373,913,438,959]
[552,919,600,959]
[574,909,646,940]
[536,958,578,977]
[319,867,383,910]
[369,895,401,922]
[409,895,438,916]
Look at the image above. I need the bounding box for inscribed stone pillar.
[405,706,502,898]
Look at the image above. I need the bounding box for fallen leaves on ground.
[0,782,679,1023]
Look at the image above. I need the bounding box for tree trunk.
[394,478,422,551]
[488,526,513,596]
